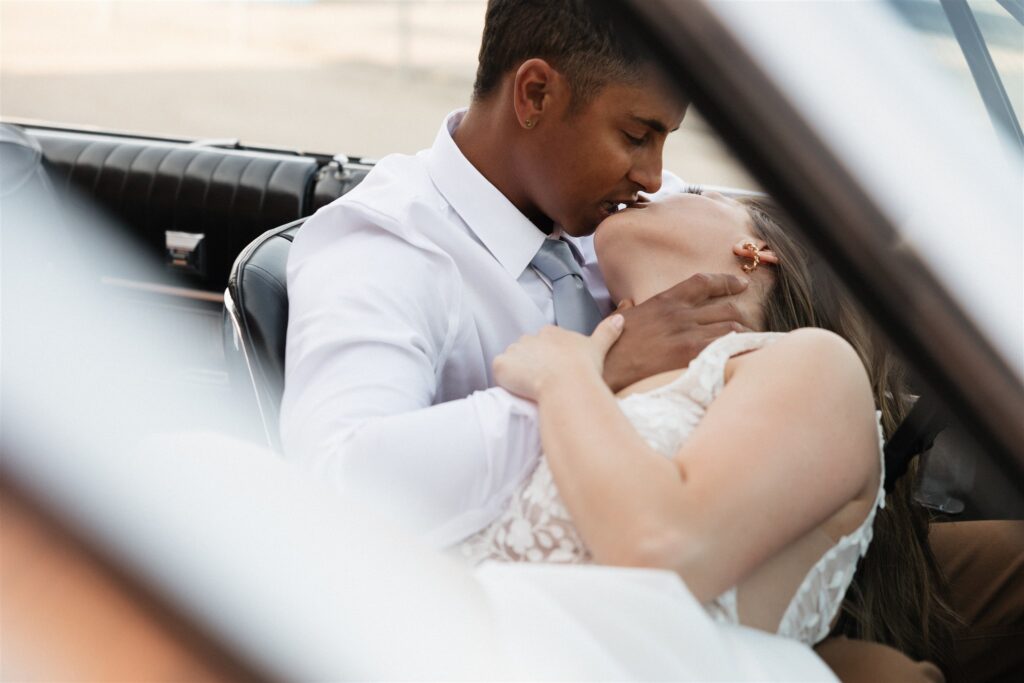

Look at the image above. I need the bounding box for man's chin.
[560,213,602,238]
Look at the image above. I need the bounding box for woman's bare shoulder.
[773,327,859,356]
[725,328,880,493]
[728,328,868,389]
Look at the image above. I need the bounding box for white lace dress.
[459,331,886,647]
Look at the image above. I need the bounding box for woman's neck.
[625,268,769,332]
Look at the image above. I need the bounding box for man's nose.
[628,149,663,194]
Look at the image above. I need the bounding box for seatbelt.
[883,394,949,493]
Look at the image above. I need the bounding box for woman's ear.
[732,240,780,265]
[758,246,779,265]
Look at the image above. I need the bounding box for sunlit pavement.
[0,0,757,187]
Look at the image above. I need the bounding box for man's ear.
[512,58,561,129]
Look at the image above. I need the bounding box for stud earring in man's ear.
[525,119,535,129]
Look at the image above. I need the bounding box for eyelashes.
[624,132,646,147]
[683,184,704,196]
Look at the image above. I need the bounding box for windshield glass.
[890,0,1024,144]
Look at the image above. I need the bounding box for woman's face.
[594,191,775,309]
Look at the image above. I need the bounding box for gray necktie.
[530,239,603,334]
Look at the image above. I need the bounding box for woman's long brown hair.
[738,197,961,674]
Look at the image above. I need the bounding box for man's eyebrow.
[629,115,679,134]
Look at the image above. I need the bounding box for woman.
[459,190,957,674]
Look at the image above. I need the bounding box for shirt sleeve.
[279,203,540,546]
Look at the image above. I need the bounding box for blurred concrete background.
[0,0,758,188]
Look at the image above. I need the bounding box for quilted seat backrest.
[30,128,320,290]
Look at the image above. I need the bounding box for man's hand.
[603,273,753,392]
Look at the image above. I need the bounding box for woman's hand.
[493,314,625,402]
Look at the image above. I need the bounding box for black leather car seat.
[222,155,371,449]
[223,218,304,450]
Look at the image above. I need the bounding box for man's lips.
[600,196,649,216]
[630,196,651,209]
[600,197,640,215]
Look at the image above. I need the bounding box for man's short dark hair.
[472,0,650,109]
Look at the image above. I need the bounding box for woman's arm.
[494,324,879,603]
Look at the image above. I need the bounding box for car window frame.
[939,0,1024,152]
[604,0,1024,501]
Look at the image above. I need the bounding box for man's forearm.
[284,388,541,547]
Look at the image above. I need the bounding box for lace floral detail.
[703,412,886,646]
[458,332,885,647]
[460,459,592,564]
[459,332,779,566]
[769,413,887,644]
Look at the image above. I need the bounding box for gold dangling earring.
[741,242,761,273]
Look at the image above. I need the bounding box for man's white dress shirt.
[281,110,684,546]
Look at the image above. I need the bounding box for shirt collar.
[426,109,552,279]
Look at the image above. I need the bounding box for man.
[281,0,746,545]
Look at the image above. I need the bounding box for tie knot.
[530,238,582,282]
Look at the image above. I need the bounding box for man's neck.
[453,104,553,234]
